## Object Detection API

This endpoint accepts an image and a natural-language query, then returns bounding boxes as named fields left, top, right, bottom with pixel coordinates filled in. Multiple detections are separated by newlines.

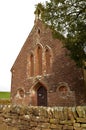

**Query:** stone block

left=50, top=124, right=58, bottom=129
left=63, top=125, right=73, bottom=130
left=30, top=121, right=37, bottom=127
left=34, top=128, right=41, bottom=130
left=68, top=107, right=75, bottom=121
left=74, top=128, right=82, bottom=130
left=54, top=108, right=59, bottom=119
left=50, top=118, right=58, bottom=124
left=72, top=107, right=78, bottom=119
left=63, top=107, right=68, bottom=120
left=81, top=124, right=86, bottom=128
left=41, top=123, right=50, bottom=128
left=42, top=129, right=51, bottom=130
left=76, top=106, right=86, bottom=118
left=58, top=107, right=64, bottom=121
left=60, top=120, right=73, bottom=125
left=39, top=107, right=48, bottom=117
left=73, top=123, right=80, bottom=128
left=77, top=118, right=86, bottom=123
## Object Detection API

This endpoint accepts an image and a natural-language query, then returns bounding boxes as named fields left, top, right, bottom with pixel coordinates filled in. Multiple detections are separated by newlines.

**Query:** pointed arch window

left=28, top=44, right=52, bottom=77
left=30, top=53, right=34, bottom=77
left=36, top=45, right=42, bottom=75
left=45, top=47, right=51, bottom=74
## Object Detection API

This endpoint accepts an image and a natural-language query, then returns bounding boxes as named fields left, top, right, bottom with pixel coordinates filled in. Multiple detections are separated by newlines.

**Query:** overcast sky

left=0, top=0, right=49, bottom=92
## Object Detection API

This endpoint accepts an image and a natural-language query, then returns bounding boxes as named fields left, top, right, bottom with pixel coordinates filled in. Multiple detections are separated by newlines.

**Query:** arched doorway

left=37, top=86, right=47, bottom=106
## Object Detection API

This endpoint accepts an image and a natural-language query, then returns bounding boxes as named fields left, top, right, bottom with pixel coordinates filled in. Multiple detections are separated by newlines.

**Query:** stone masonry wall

left=0, top=105, right=86, bottom=130
left=11, top=20, right=86, bottom=106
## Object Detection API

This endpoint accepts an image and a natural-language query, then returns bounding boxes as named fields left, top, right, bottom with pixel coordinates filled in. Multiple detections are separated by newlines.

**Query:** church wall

left=11, top=20, right=86, bottom=106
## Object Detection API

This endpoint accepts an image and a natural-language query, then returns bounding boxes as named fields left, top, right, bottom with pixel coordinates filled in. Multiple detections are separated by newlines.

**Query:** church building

left=11, top=16, right=86, bottom=106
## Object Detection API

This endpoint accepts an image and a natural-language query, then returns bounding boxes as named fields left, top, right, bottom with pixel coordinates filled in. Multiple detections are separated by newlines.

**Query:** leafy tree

left=35, top=0, right=86, bottom=67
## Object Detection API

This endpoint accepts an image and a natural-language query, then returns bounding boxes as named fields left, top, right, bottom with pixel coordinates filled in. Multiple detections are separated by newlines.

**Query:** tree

left=35, top=0, right=86, bottom=67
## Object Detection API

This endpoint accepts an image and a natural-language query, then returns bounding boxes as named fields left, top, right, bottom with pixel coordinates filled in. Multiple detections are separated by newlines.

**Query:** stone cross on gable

left=34, top=3, right=43, bottom=21
left=35, top=9, right=41, bottom=21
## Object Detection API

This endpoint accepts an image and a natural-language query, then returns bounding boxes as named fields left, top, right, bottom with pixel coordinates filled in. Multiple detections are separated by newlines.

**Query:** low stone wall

left=0, top=99, right=11, bottom=105
left=0, top=105, right=86, bottom=130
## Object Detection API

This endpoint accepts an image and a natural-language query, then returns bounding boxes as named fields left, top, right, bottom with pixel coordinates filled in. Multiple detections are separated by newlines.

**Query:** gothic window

left=36, top=45, right=42, bottom=75
left=28, top=44, right=52, bottom=77
left=30, top=53, right=34, bottom=77
left=45, top=47, right=51, bottom=74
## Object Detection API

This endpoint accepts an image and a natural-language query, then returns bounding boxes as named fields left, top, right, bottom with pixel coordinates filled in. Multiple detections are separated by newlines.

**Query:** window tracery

left=27, top=44, right=52, bottom=77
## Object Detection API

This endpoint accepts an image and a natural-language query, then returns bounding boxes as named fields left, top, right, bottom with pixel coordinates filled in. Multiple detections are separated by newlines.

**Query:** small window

left=15, top=89, right=25, bottom=99
left=59, top=86, right=68, bottom=95
left=38, top=29, right=40, bottom=34
left=30, top=53, right=34, bottom=77
left=45, top=47, right=51, bottom=74
left=19, top=89, right=24, bottom=98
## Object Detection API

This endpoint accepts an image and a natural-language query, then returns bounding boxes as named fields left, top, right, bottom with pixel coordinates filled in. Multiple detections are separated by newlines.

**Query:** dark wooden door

left=37, top=86, right=47, bottom=106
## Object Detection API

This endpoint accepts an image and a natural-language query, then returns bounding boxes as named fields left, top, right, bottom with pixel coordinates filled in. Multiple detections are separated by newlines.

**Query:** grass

left=0, top=92, right=10, bottom=99
left=0, top=92, right=11, bottom=105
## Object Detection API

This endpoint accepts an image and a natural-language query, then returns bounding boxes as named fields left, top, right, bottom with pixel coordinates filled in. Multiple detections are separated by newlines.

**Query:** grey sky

left=0, top=0, right=49, bottom=91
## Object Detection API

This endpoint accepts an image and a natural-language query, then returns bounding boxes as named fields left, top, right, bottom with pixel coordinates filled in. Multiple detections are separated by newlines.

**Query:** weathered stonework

left=11, top=19, right=86, bottom=106
left=0, top=105, right=86, bottom=130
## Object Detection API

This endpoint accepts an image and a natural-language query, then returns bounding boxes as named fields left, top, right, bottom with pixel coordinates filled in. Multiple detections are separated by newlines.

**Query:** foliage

left=35, top=0, right=86, bottom=67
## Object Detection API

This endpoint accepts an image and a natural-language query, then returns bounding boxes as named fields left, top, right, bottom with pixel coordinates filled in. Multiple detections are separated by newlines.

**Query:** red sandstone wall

left=11, top=20, right=86, bottom=106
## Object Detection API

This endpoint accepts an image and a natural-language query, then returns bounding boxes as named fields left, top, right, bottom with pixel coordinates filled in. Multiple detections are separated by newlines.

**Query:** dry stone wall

left=0, top=105, right=86, bottom=130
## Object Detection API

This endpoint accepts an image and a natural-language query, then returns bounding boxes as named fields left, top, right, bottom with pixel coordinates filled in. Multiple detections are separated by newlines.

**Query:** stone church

left=11, top=16, right=86, bottom=106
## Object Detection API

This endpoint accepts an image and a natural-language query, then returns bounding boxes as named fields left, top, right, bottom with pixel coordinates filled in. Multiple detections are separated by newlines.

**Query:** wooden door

left=37, top=86, right=47, bottom=106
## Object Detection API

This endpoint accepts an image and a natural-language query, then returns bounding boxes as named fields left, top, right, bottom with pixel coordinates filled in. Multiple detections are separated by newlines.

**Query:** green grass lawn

left=0, top=92, right=10, bottom=99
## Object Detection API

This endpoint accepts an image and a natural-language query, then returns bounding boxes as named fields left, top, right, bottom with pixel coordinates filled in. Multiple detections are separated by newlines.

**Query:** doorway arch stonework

left=30, top=82, right=48, bottom=106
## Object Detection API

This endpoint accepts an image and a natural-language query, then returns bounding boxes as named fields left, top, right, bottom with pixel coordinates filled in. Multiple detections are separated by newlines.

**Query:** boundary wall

left=0, top=105, right=86, bottom=130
